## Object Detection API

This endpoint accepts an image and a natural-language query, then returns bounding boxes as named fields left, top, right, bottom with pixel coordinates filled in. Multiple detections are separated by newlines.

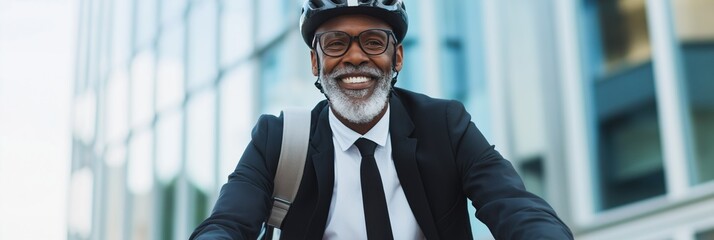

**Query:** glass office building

left=69, top=0, right=714, bottom=239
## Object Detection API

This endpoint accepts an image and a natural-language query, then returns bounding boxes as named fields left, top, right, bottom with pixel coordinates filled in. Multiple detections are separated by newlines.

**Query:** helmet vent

left=382, top=0, right=396, bottom=5
left=310, top=0, right=325, bottom=8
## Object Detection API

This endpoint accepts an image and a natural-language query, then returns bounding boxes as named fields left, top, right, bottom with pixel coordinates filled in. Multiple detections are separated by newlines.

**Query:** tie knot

left=354, top=138, right=377, bottom=157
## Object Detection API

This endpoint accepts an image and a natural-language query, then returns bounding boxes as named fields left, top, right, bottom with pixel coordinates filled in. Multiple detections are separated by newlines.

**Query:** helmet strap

left=313, top=51, right=330, bottom=100
left=390, top=45, right=399, bottom=87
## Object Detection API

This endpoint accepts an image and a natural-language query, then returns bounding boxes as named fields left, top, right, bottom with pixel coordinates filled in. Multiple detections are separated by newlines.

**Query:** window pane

left=187, top=1, right=218, bottom=90
left=160, top=0, right=187, bottom=26
left=594, top=64, right=666, bottom=210
left=521, top=158, right=546, bottom=199
left=591, top=0, right=666, bottom=210
left=186, top=89, right=216, bottom=194
left=597, top=0, right=652, bottom=73
left=156, top=110, right=182, bottom=183
left=673, top=1, right=714, bottom=184
left=130, top=51, right=156, bottom=128
left=219, top=65, right=254, bottom=180
left=130, top=193, right=154, bottom=240
left=258, top=46, right=278, bottom=112
left=103, top=163, right=127, bottom=240
left=438, top=0, right=466, bottom=100
left=441, top=41, right=467, bottom=102
left=399, top=39, right=424, bottom=92
left=128, top=129, right=154, bottom=194
left=135, top=0, right=158, bottom=49
left=157, top=24, right=186, bottom=112
left=697, top=227, right=714, bottom=240
left=220, top=0, right=254, bottom=67
left=111, top=0, right=132, bottom=69
left=68, top=167, right=93, bottom=238
left=105, top=71, right=129, bottom=143
left=127, top=129, right=155, bottom=239
left=256, top=0, right=285, bottom=45
left=191, top=186, right=211, bottom=231
left=73, top=90, right=97, bottom=144
left=682, top=43, right=714, bottom=183
left=158, top=179, right=177, bottom=240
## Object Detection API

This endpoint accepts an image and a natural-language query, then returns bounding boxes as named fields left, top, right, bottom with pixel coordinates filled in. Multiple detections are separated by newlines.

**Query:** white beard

left=320, top=65, right=392, bottom=124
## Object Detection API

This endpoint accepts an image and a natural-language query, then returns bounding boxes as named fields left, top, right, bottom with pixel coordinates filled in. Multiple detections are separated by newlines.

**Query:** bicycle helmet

left=300, top=0, right=408, bottom=47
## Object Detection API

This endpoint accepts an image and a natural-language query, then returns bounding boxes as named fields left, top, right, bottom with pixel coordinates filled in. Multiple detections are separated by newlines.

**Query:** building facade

left=69, top=0, right=714, bottom=239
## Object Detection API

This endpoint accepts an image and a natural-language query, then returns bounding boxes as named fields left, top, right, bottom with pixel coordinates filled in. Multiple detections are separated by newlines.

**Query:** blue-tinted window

left=441, top=40, right=467, bottom=101
left=186, top=88, right=217, bottom=194
left=130, top=51, right=156, bottom=128
left=218, top=65, right=255, bottom=179
left=594, top=64, right=665, bottom=210
left=187, top=0, right=218, bottom=90
left=258, top=44, right=281, bottom=112
left=219, top=0, right=254, bottom=67
left=105, top=72, right=130, bottom=143
left=135, top=0, right=158, bottom=49
left=521, top=157, right=546, bottom=199
left=256, top=0, right=285, bottom=45
left=398, top=39, right=423, bottom=92
left=160, top=0, right=187, bottom=27
left=111, top=0, right=133, bottom=69
left=682, top=43, right=714, bottom=184
left=127, top=129, right=154, bottom=239
left=597, top=94, right=665, bottom=209
left=156, top=110, right=182, bottom=183
left=672, top=0, right=714, bottom=184
left=587, top=0, right=666, bottom=210
left=157, top=23, right=186, bottom=112
left=439, top=0, right=468, bottom=102
left=696, top=227, right=714, bottom=240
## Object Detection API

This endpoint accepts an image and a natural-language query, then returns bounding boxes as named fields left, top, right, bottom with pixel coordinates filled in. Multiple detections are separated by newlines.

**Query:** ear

left=395, top=44, right=404, bottom=72
left=310, top=50, right=319, bottom=76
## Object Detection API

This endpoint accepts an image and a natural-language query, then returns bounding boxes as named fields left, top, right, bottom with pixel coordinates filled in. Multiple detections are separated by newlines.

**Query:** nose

left=341, top=39, right=369, bottom=67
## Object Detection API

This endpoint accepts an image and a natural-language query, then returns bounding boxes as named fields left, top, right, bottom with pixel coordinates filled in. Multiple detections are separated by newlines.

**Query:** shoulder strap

left=267, top=108, right=311, bottom=229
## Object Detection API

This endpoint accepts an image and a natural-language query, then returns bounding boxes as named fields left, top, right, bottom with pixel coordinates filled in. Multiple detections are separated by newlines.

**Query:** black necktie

left=354, top=138, right=394, bottom=240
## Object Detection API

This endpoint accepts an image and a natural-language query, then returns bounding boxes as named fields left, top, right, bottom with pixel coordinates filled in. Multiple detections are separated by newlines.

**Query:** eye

left=324, top=40, right=347, bottom=49
left=362, top=39, right=385, bottom=48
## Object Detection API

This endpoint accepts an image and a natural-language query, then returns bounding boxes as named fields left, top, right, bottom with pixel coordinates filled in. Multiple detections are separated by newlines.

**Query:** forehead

left=315, top=14, right=393, bottom=34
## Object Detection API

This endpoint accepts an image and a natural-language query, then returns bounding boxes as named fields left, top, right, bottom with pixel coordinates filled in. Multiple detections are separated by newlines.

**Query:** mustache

left=323, top=65, right=384, bottom=80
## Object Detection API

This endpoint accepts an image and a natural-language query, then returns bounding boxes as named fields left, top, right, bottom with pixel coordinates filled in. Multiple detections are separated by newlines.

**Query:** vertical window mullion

left=646, top=0, right=696, bottom=198
left=554, top=0, right=597, bottom=225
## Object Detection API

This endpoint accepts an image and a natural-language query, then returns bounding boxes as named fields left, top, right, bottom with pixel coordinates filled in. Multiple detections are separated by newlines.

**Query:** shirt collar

left=328, top=104, right=390, bottom=152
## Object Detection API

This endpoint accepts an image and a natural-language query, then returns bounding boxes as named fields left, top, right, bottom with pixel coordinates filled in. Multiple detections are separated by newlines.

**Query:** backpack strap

left=267, top=108, right=311, bottom=229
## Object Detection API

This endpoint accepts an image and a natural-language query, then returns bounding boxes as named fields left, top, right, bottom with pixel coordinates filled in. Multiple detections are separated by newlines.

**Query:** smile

left=341, top=76, right=371, bottom=84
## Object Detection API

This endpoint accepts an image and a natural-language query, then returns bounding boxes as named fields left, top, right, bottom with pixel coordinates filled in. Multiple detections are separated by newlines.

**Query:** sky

left=0, top=0, right=76, bottom=239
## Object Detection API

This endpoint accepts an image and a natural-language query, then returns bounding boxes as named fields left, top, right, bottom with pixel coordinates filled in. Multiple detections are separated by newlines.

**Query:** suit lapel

left=304, top=105, right=335, bottom=238
left=389, top=94, right=441, bottom=240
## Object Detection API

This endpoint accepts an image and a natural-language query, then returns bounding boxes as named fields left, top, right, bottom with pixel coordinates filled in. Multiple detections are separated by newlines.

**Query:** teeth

left=341, top=76, right=370, bottom=84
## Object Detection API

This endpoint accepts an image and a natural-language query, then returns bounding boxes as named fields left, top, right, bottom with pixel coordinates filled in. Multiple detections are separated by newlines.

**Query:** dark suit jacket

left=190, top=88, right=573, bottom=240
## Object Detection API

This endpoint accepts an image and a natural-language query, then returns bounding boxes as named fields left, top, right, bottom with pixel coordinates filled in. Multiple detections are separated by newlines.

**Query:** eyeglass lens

left=319, top=29, right=390, bottom=57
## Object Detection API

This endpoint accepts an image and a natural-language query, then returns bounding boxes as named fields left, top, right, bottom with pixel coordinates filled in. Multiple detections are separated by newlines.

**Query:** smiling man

left=190, top=1, right=573, bottom=239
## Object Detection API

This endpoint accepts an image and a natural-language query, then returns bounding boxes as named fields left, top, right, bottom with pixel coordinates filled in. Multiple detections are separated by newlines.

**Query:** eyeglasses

left=313, top=29, right=395, bottom=57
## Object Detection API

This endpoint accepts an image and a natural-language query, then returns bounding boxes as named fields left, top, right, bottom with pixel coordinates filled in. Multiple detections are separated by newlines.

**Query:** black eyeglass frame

left=311, top=29, right=397, bottom=58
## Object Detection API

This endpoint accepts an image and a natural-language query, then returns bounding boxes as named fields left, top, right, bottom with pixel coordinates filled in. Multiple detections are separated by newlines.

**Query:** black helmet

left=300, top=0, right=408, bottom=47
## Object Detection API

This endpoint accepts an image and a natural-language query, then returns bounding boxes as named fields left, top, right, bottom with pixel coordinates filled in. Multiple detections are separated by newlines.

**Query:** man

left=191, top=0, right=573, bottom=239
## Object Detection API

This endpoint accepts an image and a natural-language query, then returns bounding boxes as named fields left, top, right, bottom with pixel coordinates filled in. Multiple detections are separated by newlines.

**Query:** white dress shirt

left=323, top=105, right=425, bottom=240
